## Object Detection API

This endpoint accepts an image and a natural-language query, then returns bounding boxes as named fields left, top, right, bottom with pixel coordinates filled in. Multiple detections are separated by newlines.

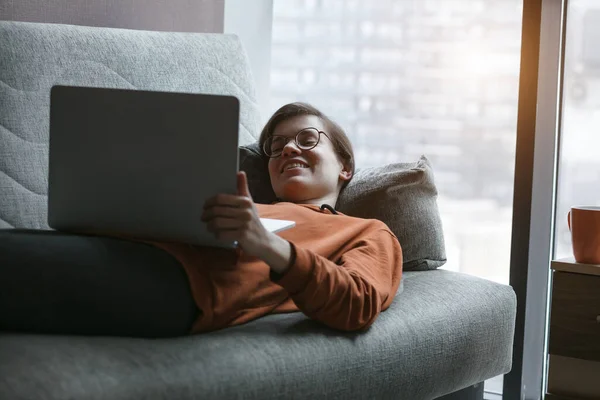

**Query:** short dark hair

left=258, top=102, right=355, bottom=188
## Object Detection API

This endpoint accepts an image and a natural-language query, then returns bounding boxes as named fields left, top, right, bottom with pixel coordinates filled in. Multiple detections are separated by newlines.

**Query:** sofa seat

left=0, top=269, right=516, bottom=400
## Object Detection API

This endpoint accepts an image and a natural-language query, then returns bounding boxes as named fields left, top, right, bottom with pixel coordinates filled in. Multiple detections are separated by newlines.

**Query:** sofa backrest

left=0, top=21, right=262, bottom=229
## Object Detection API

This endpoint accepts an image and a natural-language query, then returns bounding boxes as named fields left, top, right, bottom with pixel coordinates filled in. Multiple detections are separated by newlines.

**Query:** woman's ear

left=338, top=163, right=353, bottom=183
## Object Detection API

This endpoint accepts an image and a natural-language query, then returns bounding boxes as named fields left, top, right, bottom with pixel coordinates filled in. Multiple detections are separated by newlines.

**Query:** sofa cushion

left=0, top=21, right=263, bottom=229
left=239, top=148, right=447, bottom=271
left=337, top=156, right=447, bottom=270
left=0, top=270, right=516, bottom=400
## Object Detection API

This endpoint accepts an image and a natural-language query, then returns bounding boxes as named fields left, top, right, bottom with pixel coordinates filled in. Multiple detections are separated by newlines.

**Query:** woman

left=0, top=103, right=403, bottom=338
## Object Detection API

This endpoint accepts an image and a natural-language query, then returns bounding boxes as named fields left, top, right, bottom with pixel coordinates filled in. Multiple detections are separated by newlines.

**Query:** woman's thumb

left=237, top=171, right=252, bottom=199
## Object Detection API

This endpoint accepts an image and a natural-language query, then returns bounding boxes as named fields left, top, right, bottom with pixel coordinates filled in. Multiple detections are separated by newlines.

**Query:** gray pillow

left=238, top=145, right=447, bottom=271
left=239, top=143, right=277, bottom=204
left=337, top=156, right=447, bottom=271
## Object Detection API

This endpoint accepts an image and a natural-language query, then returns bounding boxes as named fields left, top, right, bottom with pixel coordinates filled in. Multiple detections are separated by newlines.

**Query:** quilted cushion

left=0, top=21, right=263, bottom=229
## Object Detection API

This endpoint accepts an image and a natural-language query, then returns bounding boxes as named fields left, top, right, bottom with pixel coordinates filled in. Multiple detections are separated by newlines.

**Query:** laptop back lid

left=48, top=85, right=239, bottom=247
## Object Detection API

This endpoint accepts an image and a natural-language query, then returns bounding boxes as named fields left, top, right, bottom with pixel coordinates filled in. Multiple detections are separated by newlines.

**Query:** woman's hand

left=201, top=172, right=292, bottom=273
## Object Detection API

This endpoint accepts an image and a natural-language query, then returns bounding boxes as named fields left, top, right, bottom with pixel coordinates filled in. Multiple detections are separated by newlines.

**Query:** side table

left=546, top=258, right=600, bottom=400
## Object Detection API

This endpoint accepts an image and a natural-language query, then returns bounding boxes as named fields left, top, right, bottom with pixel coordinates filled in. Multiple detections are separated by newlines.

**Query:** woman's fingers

left=203, top=194, right=252, bottom=209
left=202, top=206, right=253, bottom=222
left=206, top=217, right=243, bottom=232
left=202, top=205, right=240, bottom=221
left=212, top=229, right=242, bottom=242
left=202, top=191, right=264, bottom=250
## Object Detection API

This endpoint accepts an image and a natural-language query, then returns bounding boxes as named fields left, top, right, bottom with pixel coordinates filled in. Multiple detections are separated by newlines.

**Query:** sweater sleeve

left=269, top=229, right=403, bottom=331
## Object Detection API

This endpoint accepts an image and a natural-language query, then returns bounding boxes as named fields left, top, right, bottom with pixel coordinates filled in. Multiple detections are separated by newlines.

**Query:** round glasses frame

left=263, top=127, right=330, bottom=158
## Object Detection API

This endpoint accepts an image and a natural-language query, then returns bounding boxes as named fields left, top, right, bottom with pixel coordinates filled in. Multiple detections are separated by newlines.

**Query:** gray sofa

left=0, top=21, right=517, bottom=400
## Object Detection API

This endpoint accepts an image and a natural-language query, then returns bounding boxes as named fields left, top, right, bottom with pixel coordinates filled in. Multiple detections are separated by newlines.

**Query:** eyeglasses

left=263, top=127, right=329, bottom=158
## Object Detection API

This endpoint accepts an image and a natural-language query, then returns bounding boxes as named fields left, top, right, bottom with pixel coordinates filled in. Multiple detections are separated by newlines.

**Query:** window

left=269, top=1, right=524, bottom=396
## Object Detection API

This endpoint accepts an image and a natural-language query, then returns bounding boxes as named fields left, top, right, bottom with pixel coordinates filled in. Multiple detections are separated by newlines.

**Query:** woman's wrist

left=261, top=233, right=293, bottom=274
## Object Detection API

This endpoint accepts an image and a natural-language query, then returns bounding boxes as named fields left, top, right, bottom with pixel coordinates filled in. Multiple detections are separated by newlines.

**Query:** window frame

left=504, top=0, right=567, bottom=398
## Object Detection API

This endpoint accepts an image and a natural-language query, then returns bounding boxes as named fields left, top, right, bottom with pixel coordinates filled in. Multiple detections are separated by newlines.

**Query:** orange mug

left=568, top=206, right=600, bottom=265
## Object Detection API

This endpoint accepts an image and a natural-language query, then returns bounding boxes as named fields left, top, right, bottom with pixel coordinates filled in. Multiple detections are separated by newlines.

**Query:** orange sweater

left=151, top=202, right=403, bottom=334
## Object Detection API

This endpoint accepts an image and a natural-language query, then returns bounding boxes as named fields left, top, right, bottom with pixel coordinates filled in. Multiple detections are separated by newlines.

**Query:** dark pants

left=0, top=229, right=198, bottom=338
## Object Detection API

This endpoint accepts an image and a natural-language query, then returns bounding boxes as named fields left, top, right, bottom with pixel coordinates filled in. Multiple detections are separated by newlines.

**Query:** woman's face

left=267, top=115, right=351, bottom=204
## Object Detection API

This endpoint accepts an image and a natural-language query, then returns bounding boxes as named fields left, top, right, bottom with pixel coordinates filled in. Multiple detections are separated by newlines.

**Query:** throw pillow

left=239, top=143, right=277, bottom=204
left=336, top=156, right=447, bottom=271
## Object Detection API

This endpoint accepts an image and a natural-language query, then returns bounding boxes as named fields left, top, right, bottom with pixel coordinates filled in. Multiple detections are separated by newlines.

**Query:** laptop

left=48, top=85, right=294, bottom=248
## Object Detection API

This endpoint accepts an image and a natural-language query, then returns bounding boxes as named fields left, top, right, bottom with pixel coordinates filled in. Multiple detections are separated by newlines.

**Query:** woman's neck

left=296, top=194, right=338, bottom=208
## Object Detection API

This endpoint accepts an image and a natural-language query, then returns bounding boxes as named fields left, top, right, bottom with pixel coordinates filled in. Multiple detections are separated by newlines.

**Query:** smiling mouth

left=281, top=162, right=309, bottom=173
